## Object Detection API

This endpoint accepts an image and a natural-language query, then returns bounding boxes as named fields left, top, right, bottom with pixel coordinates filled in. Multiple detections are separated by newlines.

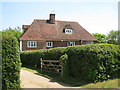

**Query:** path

left=20, top=69, right=75, bottom=88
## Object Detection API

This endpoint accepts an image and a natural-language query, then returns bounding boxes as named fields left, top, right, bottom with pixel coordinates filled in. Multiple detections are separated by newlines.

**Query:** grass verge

left=80, top=79, right=120, bottom=88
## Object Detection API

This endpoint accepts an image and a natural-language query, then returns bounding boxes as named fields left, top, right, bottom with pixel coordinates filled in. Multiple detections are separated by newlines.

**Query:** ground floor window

left=27, top=41, right=37, bottom=48
left=46, top=42, right=53, bottom=47
left=67, top=42, right=75, bottom=46
left=86, top=41, right=94, bottom=44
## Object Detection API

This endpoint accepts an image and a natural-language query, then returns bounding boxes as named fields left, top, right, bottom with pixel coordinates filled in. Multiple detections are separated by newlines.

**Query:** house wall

left=22, top=41, right=46, bottom=51
left=22, top=40, right=97, bottom=51
left=47, top=41, right=81, bottom=49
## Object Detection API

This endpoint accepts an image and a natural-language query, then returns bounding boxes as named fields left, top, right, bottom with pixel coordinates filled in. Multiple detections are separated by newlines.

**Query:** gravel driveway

left=20, top=69, right=74, bottom=88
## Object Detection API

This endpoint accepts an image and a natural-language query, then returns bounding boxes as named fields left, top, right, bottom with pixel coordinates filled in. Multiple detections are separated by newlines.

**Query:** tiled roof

left=19, top=19, right=97, bottom=41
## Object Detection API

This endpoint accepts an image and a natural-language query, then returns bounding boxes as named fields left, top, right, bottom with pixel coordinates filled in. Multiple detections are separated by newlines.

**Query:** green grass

left=21, top=66, right=120, bottom=88
left=80, top=79, right=120, bottom=88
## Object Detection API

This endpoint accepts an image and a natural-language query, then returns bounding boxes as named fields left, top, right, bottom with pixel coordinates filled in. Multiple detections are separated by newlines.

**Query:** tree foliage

left=106, top=30, right=120, bottom=45
left=2, top=27, right=22, bottom=40
left=92, top=33, right=106, bottom=43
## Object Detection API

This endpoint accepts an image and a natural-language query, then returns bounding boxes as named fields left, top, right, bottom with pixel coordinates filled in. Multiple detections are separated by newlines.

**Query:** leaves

left=106, top=30, right=120, bottom=45
left=2, top=32, right=21, bottom=89
left=20, top=44, right=120, bottom=83
left=92, top=33, right=107, bottom=43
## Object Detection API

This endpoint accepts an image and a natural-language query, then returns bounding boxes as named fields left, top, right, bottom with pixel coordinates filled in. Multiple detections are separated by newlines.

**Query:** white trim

left=20, top=41, right=22, bottom=51
left=46, top=42, right=53, bottom=47
left=27, top=41, right=37, bottom=48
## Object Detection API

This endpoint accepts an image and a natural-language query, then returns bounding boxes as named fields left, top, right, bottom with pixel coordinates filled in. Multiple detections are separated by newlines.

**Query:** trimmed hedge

left=2, top=33, right=21, bottom=89
left=20, top=44, right=120, bottom=83
left=65, top=44, right=120, bottom=82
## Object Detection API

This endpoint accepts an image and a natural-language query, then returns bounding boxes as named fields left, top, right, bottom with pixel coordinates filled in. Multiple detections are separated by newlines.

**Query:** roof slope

left=19, top=19, right=97, bottom=41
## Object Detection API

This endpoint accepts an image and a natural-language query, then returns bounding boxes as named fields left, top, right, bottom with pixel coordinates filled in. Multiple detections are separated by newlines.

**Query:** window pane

left=65, top=29, right=73, bottom=34
left=67, top=42, right=75, bottom=46
left=27, top=41, right=37, bottom=47
left=46, top=42, right=53, bottom=47
left=28, top=42, right=30, bottom=47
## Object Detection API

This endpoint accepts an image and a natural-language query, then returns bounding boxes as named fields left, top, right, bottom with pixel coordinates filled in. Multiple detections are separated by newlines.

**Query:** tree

left=92, top=33, right=106, bottom=43
left=106, top=30, right=120, bottom=45
left=3, top=27, right=22, bottom=40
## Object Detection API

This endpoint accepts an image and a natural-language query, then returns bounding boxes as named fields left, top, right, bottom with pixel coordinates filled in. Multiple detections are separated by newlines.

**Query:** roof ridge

left=34, top=19, right=77, bottom=23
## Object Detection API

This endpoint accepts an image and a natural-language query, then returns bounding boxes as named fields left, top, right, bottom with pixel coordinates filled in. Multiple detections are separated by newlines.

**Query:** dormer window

left=65, top=29, right=73, bottom=34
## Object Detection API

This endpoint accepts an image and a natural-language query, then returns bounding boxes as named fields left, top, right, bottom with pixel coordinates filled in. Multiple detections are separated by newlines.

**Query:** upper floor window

left=86, top=41, right=94, bottom=44
left=46, top=42, right=53, bottom=47
left=65, top=29, right=73, bottom=34
left=67, top=42, right=75, bottom=46
left=27, top=41, right=37, bottom=48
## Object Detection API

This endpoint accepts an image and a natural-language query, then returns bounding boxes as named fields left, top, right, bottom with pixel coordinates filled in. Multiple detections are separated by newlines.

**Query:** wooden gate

left=40, top=58, right=63, bottom=76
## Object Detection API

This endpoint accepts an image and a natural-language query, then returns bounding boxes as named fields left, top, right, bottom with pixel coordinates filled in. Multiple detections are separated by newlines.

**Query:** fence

left=40, top=58, right=63, bottom=76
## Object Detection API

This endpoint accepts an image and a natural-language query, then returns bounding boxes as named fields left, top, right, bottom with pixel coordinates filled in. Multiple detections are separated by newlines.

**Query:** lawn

left=21, top=66, right=120, bottom=88
left=80, top=79, right=120, bottom=88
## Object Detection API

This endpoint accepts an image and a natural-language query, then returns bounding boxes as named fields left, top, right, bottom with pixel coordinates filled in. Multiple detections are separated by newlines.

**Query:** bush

left=2, top=32, right=21, bottom=89
left=20, top=47, right=67, bottom=68
left=65, top=44, right=120, bottom=82
left=20, top=44, right=120, bottom=83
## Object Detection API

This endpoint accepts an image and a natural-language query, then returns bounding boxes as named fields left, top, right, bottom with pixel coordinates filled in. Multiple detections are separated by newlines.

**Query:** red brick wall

left=22, top=41, right=46, bottom=51
left=47, top=41, right=81, bottom=49
left=22, top=40, right=97, bottom=51
left=81, top=41, right=97, bottom=45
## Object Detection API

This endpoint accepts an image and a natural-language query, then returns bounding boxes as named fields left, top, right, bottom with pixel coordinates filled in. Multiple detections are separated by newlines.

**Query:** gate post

left=40, top=58, right=43, bottom=72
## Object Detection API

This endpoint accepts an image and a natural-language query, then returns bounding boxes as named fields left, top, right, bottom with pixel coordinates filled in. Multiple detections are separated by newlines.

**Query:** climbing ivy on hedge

left=20, top=44, right=120, bottom=83
left=2, top=32, right=21, bottom=89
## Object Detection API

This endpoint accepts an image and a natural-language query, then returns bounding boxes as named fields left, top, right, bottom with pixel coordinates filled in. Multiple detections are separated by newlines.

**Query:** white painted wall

left=20, top=41, right=22, bottom=51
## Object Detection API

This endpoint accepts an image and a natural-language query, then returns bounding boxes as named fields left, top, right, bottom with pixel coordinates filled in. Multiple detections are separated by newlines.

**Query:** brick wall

left=22, top=41, right=46, bottom=51
left=21, top=40, right=97, bottom=51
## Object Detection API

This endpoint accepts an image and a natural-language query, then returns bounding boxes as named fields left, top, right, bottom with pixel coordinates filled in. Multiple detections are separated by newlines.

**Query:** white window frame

left=46, top=42, right=53, bottom=47
left=65, top=29, right=73, bottom=34
left=67, top=42, right=75, bottom=46
left=86, top=41, right=94, bottom=44
left=27, top=41, right=37, bottom=48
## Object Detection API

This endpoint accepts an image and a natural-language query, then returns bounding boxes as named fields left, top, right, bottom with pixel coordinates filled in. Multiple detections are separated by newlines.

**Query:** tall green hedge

left=2, top=33, right=21, bottom=89
left=65, top=44, right=120, bottom=82
left=20, top=44, right=120, bottom=83
left=20, top=47, right=67, bottom=67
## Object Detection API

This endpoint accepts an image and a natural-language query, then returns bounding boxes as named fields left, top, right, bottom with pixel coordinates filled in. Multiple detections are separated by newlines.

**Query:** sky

left=0, top=0, right=119, bottom=35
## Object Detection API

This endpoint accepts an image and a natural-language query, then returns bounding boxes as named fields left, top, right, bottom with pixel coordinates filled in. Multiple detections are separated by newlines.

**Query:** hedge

left=2, top=32, right=21, bottom=89
left=20, top=44, right=120, bottom=83
left=65, top=44, right=120, bottom=82
left=20, top=47, right=67, bottom=67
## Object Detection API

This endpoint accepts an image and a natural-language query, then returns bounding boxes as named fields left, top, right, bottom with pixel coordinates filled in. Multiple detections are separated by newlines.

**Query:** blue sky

left=1, top=0, right=119, bottom=34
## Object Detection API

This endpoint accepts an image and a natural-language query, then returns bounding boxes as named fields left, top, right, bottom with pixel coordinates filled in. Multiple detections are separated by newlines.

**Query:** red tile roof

left=19, top=19, right=97, bottom=41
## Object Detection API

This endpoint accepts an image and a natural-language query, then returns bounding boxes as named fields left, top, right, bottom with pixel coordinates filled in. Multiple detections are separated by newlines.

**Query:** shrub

left=20, top=44, right=120, bottom=83
left=2, top=32, right=21, bottom=89
left=20, top=47, right=67, bottom=68
left=60, top=54, right=69, bottom=77
left=65, top=44, right=120, bottom=82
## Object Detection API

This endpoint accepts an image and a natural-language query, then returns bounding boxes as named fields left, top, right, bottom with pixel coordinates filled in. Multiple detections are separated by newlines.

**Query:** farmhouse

left=19, top=14, right=97, bottom=51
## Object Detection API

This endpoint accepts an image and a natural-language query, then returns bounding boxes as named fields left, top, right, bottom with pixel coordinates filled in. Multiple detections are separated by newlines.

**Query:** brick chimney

left=49, top=14, right=55, bottom=24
